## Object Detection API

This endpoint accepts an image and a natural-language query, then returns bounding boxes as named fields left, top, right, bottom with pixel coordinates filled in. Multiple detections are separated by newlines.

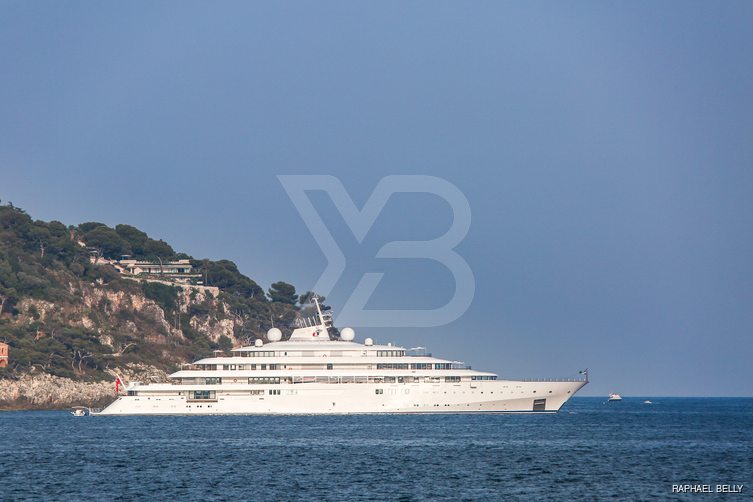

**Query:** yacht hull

left=95, top=379, right=586, bottom=415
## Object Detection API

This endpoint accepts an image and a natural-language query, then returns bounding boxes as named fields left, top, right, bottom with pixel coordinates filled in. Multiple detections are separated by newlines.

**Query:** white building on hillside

left=118, top=258, right=194, bottom=275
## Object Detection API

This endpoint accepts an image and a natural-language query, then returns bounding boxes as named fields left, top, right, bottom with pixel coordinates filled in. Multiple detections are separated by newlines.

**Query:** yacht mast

left=313, top=296, right=326, bottom=327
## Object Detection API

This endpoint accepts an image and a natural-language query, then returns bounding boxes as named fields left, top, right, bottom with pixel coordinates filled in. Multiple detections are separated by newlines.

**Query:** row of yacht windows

left=172, top=389, right=290, bottom=400
left=235, top=350, right=406, bottom=358
left=235, top=350, right=405, bottom=357
left=238, top=351, right=276, bottom=357
left=219, top=364, right=280, bottom=371
left=189, top=375, right=493, bottom=385
left=198, top=363, right=459, bottom=371
left=375, top=363, right=454, bottom=370
left=248, top=377, right=281, bottom=384
left=189, top=389, right=281, bottom=398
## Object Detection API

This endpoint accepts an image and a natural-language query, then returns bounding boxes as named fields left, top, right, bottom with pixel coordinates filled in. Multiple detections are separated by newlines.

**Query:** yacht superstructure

left=97, top=299, right=587, bottom=415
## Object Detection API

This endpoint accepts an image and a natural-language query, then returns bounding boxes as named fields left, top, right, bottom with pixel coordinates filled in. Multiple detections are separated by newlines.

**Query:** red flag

left=115, top=377, right=121, bottom=395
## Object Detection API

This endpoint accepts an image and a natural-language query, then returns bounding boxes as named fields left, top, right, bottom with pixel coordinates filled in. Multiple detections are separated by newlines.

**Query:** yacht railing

left=511, top=377, right=588, bottom=382
left=406, top=347, right=431, bottom=357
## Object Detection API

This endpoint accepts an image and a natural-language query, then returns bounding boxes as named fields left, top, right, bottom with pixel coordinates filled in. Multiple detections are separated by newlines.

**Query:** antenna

left=313, top=296, right=326, bottom=327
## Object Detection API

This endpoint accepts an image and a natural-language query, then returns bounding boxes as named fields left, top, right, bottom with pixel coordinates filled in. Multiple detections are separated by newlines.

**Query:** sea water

left=1, top=398, right=751, bottom=501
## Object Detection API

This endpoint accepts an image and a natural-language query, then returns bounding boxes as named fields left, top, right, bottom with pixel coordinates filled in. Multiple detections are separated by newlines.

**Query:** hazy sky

left=2, top=2, right=752, bottom=396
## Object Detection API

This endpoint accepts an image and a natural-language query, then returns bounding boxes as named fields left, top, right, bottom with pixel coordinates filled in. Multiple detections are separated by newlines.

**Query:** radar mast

left=313, top=295, right=328, bottom=327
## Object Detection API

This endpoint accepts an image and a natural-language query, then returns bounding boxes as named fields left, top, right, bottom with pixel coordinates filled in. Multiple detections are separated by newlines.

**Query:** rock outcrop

left=0, top=364, right=170, bottom=410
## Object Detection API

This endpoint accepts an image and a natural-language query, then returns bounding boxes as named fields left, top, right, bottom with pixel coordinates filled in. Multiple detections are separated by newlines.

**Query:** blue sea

left=1, top=398, right=751, bottom=501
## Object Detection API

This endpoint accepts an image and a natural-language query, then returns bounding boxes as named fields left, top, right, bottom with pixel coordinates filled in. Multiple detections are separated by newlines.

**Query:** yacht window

left=205, top=377, right=221, bottom=385
left=326, top=363, right=333, bottom=370
left=376, top=363, right=409, bottom=370
left=375, top=389, right=384, bottom=395
left=445, top=376, right=461, bottom=383
left=189, top=390, right=216, bottom=400
left=248, top=377, right=281, bottom=384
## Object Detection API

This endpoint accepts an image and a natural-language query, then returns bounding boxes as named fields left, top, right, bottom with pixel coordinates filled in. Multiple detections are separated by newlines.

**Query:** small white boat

left=70, top=406, right=90, bottom=417
left=643, top=400, right=652, bottom=405
left=608, top=393, right=622, bottom=402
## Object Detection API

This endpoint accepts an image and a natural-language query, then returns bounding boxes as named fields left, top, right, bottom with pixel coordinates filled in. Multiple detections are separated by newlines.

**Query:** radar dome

left=267, top=328, right=282, bottom=342
left=254, top=339, right=263, bottom=347
left=364, top=337, right=374, bottom=346
left=340, top=327, right=355, bottom=341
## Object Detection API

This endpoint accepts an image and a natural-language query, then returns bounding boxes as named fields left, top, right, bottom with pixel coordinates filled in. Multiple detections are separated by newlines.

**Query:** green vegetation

left=78, top=221, right=177, bottom=261
left=141, top=282, right=179, bottom=314
left=0, top=202, right=321, bottom=381
left=268, top=281, right=298, bottom=305
left=192, top=259, right=263, bottom=297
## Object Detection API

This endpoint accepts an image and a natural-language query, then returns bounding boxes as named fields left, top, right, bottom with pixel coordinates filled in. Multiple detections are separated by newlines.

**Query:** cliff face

left=72, top=282, right=240, bottom=348
left=13, top=280, right=248, bottom=356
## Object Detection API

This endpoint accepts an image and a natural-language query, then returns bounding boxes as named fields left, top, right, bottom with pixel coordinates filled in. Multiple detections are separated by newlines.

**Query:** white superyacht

left=97, top=299, right=587, bottom=415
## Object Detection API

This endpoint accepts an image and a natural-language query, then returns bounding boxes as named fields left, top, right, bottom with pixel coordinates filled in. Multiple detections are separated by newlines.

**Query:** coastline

left=0, top=364, right=170, bottom=411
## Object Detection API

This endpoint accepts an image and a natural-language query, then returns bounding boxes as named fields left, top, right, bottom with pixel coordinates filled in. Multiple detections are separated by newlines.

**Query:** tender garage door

left=533, top=398, right=547, bottom=411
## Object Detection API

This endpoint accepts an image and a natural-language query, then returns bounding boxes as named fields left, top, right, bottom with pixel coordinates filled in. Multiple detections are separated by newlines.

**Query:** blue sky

left=2, top=2, right=752, bottom=396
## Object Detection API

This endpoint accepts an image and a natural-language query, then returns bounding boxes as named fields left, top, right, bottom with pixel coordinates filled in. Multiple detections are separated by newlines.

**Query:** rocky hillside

left=0, top=363, right=171, bottom=410
left=0, top=202, right=317, bottom=409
